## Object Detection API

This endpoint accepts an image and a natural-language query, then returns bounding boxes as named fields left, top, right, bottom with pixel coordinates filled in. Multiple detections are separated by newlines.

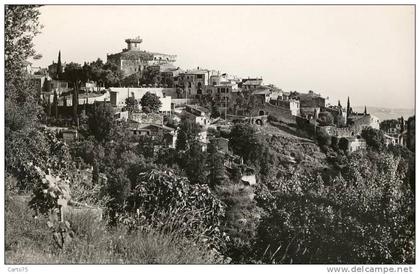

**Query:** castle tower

left=364, top=106, right=367, bottom=115
left=125, top=36, right=143, bottom=51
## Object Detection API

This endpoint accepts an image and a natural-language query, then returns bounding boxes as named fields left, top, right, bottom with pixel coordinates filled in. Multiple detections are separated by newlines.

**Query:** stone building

left=296, top=90, right=326, bottom=110
left=107, top=37, right=177, bottom=77
left=184, top=104, right=211, bottom=127
left=240, top=77, right=263, bottom=91
left=175, top=68, right=211, bottom=96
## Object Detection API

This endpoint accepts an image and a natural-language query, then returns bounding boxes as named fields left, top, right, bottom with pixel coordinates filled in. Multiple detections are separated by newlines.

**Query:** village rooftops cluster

left=30, top=36, right=413, bottom=155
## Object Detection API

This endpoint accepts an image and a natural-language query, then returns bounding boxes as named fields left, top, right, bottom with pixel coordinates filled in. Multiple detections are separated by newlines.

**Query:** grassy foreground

left=5, top=195, right=220, bottom=264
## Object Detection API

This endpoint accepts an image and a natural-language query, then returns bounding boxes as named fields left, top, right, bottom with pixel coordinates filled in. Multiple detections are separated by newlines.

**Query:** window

left=197, top=74, right=203, bottom=79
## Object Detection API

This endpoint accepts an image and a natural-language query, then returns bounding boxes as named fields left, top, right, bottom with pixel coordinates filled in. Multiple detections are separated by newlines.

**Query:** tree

left=338, top=137, right=349, bottom=152
left=53, top=89, right=58, bottom=119
left=56, top=50, right=62, bottom=80
left=105, top=168, right=131, bottom=224
left=87, top=103, right=117, bottom=142
left=141, top=67, right=161, bottom=86
left=207, top=143, right=227, bottom=187
left=124, top=97, right=139, bottom=113
left=140, top=92, right=161, bottom=113
left=210, top=103, right=221, bottom=118
left=5, top=5, right=44, bottom=188
left=90, top=58, right=105, bottom=89
left=122, top=72, right=141, bottom=87
left=63, top=62, right=85, bottom=125
left=183, top=141, right=207, bottom=185
left=361, top=127, right=385, bottom=151
left=229, top=123, right=261, bottom=163
left=101, top=62, right=124, bottom=88
left=176, top=117, right=201, bottom=151
left=318, top=112, right=334, bottom=126
left=175, top=130, right=188, bottom=151
left=317, top=129, right=332, bottom=147
left=5, top=5, right=42, bottom=132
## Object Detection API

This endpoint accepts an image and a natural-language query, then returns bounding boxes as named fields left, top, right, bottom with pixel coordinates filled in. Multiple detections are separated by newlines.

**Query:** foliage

left=253, top=150, right=414, bottom=264
left=6, top=196, right=223, bottom=264
left=207, top=143, right=227, bottom=187
left=317, top=112, right=334, bottom=126
left=175, top=117, right=201, bottom=151
left=101, top=62, right=124, bottom=87
left=6, top=127, right=73, bottom=191
left=62, top=62, right=85, bottom=87
left=105, top=168, right=131, bottom=223
left=5, top=5, right=41, bottom=101
left=216, top=183, right=261, bottom=263
left=182, top=141, right=207, bottom=185
left=124, top=97, right=139, bottom=112
left=141, top=67, right=161, bottom=86
left=361, top=127, right=385, bottom=151
left=140, top=92, right=162, bottom=113
left=380, top=119, right=400, bottom=133
left=122, top=72, right=141, bottom=87
left=29, top=166, right=71, bottom=216
left=229, top=123, right=263, bottom=164
left=118, top=169, right=227, bottom=251
left=80, top=59, right=123, bottom=88
left=338, top=137, right=349, bottom=152
left=210, top=103, right=221, bottom=118
left=5, top=5, right=44, bottom=190
left=317, top=129, right=332, bottom=147
left=87, top=103, right=117, bottom=142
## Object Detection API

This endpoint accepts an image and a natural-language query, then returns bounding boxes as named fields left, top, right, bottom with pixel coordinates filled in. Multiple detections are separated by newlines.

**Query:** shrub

left=118, top=169, right=227, bottom=251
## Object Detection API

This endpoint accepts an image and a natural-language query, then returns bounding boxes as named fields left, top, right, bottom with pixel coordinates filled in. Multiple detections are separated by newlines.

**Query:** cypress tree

left=57, top=50, right=62, bottom=80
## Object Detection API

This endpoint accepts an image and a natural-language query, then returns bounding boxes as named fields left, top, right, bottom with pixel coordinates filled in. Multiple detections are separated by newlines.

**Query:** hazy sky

left=32, top=5, right=415, bottom=109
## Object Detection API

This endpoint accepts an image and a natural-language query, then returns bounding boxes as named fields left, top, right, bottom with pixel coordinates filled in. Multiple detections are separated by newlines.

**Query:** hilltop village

left=28, top=37, right=414, bottom=154
left=6, top=7, right=415, bottom=265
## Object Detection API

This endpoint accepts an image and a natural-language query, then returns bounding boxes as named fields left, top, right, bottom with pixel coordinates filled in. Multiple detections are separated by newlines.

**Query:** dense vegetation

left=5, top=5, right=415, bottom=264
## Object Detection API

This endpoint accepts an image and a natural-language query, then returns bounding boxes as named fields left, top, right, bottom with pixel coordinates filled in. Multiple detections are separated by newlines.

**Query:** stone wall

left=251, top=102, right=296, bottom=124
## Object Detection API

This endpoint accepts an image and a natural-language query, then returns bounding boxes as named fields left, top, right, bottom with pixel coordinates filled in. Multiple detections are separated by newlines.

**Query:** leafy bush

left=6, top=127, right=73, bottom=192
left=253, top=151, right=414, bottom=264
left=140, top=92, right=162, bottom=113
left=117, top=169, right=227, bottom=251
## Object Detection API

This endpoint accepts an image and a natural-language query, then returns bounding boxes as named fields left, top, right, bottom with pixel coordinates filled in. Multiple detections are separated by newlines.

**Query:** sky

left=31, top=5, right=415, bottom=109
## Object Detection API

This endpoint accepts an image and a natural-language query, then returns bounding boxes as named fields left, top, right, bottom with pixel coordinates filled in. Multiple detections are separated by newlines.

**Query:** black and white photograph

left=2, top=2, right=416, bottom=272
